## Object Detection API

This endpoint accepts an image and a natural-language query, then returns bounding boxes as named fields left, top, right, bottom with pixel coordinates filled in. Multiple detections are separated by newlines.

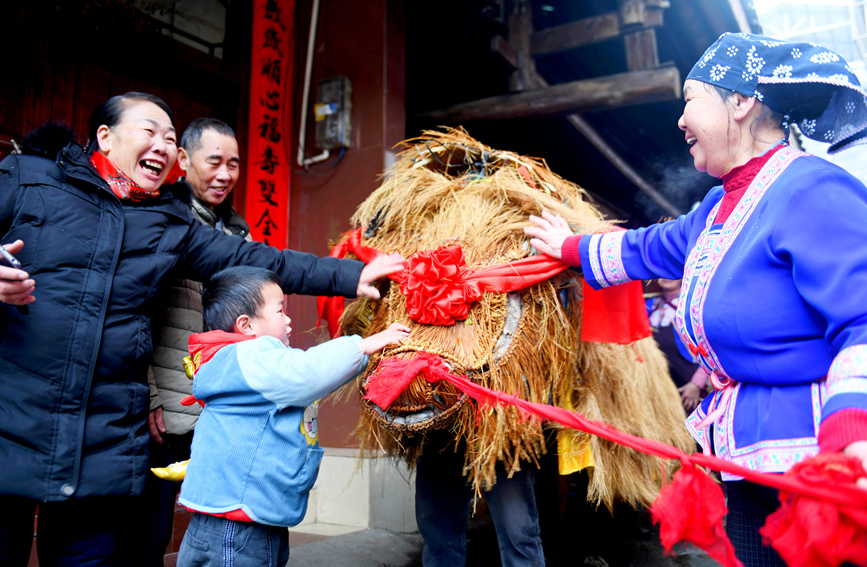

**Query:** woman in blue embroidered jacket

left=525, top=33, right=867, bottom=566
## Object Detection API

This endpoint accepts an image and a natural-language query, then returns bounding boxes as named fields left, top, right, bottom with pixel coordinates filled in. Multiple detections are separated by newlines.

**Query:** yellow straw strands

left=337, top=128, right=694, bottom=509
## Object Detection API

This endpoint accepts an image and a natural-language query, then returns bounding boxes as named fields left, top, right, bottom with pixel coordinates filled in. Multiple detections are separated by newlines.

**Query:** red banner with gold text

left=245, top=0, right=294, bottom=247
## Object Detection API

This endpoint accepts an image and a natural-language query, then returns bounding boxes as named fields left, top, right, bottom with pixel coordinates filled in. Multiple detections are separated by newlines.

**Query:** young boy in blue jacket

left=177, top=266, right=409, bottom=566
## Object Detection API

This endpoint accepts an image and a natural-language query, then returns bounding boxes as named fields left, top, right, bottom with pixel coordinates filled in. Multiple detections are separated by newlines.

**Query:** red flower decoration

left=760, top=453, right=867, bottom=567
left=399, top=246, right=482, bottom=325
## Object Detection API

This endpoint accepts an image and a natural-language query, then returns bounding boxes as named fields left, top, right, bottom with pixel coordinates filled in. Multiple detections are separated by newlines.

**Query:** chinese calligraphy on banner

left=245, top=0, right=295, bottom=247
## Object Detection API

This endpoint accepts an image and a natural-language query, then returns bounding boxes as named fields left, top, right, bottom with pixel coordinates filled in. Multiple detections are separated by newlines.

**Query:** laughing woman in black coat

left=0, top=92, right=402, bottom=567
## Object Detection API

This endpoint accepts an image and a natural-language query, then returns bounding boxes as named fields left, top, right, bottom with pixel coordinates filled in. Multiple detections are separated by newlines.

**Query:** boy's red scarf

left=180, top=331, right=255, bottom=408
left=90, top=151, right=160, bottom=201
left=187, top=330, right=255, bottom=375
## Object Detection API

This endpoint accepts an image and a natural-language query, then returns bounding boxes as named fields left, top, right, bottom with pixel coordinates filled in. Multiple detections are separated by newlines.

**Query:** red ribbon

left=318, top=228, right=651, bottom=343
left=363, top=353, right=867, bottom=567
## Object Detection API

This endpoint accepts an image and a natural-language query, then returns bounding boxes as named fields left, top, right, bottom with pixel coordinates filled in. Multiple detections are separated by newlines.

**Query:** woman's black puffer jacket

left=0, top=142, right=362, bottom=502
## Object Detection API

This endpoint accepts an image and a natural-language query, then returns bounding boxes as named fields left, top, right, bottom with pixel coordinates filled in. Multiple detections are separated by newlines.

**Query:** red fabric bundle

left=760, top=453, right=867, bottom=567
left=652, top=463, right=741, bottom=567
left=364, top=352, right=452, bottom=409
left=581, top=279, right=651, bottom=344
left=317, top=229, right=383, bottom=338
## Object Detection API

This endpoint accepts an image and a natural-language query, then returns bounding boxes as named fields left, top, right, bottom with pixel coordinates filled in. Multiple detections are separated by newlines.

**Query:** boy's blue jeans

left=177, top=513, right=289, bottom=567
left=415, top=441, right=545, bottom=567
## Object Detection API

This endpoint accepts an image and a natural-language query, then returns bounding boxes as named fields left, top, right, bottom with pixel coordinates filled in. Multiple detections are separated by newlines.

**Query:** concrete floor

left=288, top=467, right=721, bottom=567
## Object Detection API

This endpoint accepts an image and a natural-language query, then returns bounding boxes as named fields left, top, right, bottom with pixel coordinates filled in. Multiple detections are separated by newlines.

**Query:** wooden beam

left=524, top=74, right=682, bottom=217
left=419, top=65, right=680, bottom=123
left=530, top=6, right=664, bottom=57
left=563, top=112, right=681, bottom=217
left=531, top=13, right=620, bottom=56
left=491, top=35, right=518, bottom=70
left=503, top=0, right=681, bottom=217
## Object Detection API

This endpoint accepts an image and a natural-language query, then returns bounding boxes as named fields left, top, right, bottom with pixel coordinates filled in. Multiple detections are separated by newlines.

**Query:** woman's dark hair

left=711, top=84, right=786, bottom=142
left=86, top=92, right=174, bottom=155
left=202, top=266, right=282, bottom=332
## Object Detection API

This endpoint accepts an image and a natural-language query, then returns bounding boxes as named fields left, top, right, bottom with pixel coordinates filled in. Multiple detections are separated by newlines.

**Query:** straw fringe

left=339, top=128, right=694, bottom=508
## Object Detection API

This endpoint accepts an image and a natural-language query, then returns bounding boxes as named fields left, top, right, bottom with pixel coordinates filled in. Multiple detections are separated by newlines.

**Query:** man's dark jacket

left=0, top=142, right=362, bottom=502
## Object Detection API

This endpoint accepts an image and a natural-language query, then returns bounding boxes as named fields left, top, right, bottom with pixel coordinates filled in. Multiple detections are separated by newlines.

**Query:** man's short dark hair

left=181, top=118, right=237, bottom=155
left=202, top=266, right=282, bottom=332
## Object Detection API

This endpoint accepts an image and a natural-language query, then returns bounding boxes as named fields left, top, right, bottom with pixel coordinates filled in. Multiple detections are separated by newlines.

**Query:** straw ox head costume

left=325, top=129, right=694, bottom=508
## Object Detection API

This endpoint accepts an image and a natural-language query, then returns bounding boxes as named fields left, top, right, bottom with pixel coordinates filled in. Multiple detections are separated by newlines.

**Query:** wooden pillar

left=506, top=0, right=536, bottom=92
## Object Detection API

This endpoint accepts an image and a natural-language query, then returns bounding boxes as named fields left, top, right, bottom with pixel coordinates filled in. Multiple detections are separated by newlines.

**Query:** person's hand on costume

left=843, top=440, right=867, bottom=490
left=678, top=383, right=702, bottom=412
left=357, top=253, right=406, bottom=300
left=524, top=211, right=575, bottom=260
left=0, top=240, right=35, bottom=306
left=148, top=407, right=166, bottom=444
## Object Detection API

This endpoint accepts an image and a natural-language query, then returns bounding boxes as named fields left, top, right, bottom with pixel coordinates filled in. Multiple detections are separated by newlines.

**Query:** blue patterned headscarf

left=687, top=32, right=867, bottom=154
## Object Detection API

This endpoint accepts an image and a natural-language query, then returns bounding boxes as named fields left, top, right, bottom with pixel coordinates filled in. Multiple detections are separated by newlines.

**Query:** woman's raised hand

left=524, top=211, right=575, bottom=260
left=356, top=253, right=406, bottom=299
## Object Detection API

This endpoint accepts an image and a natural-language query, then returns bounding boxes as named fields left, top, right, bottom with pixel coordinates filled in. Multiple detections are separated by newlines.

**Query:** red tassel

left=760, top=453, right=867, bottom=567
left=651, top=462, right=742, bottom=567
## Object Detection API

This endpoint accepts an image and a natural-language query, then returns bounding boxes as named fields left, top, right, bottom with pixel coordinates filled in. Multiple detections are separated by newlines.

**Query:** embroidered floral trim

left=826, top=378, right=867, bottom=396
left=827, top=344, right=867, bottom=396
left=676, top=147, right=803, bottom=380
left=686, top=382, right=823, bottom=480
left=586, top=231, right=629, bottom=288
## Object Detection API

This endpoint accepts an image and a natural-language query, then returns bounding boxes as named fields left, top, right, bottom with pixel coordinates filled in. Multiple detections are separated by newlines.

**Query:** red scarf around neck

left=89, top=151, right=161, bottom=201
left=188, top=330, right=255, bottom=375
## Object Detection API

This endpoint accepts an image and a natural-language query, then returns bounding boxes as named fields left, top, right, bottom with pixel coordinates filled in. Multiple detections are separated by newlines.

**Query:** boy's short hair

left=203, top=266, right=282, bottom=332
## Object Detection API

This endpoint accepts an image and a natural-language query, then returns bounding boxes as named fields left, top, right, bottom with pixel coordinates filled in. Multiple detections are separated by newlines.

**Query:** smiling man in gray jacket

left=144, top=118, right=250, bottom=566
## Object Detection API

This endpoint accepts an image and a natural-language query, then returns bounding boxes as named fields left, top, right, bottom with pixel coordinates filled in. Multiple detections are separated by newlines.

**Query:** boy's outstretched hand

left=356, top=253, right=406, bottom=299
left=359, top=322, right=410, bottom=355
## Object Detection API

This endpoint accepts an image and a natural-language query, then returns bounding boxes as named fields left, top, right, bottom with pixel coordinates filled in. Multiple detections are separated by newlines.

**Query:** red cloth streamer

left=364, top=352, right=453, bottom=409
left=582, top=279, right=651, bottom=344
left=317, top=229, right=386, bottom=338
left=363, top=353, right=867, bottom=567
left=760, top=453, right=867, bottom=567
left=518, top=165, right=537, bottom=189
left=318, top=228, right=650, bottom=343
